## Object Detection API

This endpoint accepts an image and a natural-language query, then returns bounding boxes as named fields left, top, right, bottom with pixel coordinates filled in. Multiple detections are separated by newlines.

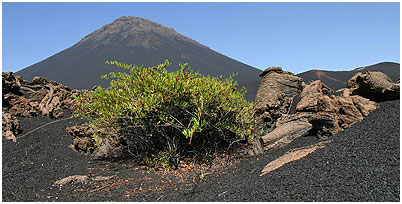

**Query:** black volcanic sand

left=2, top=100, right=400, bottom=201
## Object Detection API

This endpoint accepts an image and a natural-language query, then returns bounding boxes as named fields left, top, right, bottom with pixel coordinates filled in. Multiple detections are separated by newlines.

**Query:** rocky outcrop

left=65, top=122, right=123, bottom=159
left=3, top=72, right=85, bottom=119
left=2, top=73, right=124, bottom=158
left=253, top=67, right=304, bottom=153
left=293, top=80, right=379, bottom=137
left=2, top=111, right=20, bottom=142
left=350, top=95, right=379, bottom=117
left=255, top=67, right=304, bottom=116
left=2, top=72, right=21, bottom=94
left=346, top=71, right=400, bottom=101
left=255, top=70, right=380, bottom=151
left=261, top=121, right=312, bottom=150
left=2, top=72, right=87, bottom=142
left=65, top=123, right=97, bottom=153
left=296, top=80, right=334, bottom=112
left=5, top=93, right=39, bottom=117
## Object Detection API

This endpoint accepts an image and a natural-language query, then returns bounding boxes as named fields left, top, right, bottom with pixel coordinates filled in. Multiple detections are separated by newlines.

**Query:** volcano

left=16, top=16, right=261, bottom=101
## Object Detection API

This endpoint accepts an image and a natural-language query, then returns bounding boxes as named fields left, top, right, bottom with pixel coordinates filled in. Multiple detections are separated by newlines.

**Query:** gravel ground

left=2, top=100, right=399, bottom=201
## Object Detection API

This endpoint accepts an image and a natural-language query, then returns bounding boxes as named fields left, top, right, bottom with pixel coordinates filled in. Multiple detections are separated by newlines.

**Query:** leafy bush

left=73, top=60, right=257, bottom=166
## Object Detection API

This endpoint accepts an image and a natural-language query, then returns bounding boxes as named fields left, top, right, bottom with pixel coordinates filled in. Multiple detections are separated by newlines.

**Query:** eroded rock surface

left=2, top=111, right=20, bottom=142
left=3, top=72, right=85, bottom=119
left=66, top=123, right=96, bottom=153
left=296, top=80, right=334, bottom=112
left=2, top=72, right=87, bottom=142
left=293, top=80, right=379, bottom=137
left=257, top=70, right=396, bottom=152
left=261, top=121, right=312, bottom=150
left=65, top=122, right=124, bottom=159
left=347, top=71, right=400, bottom=101
left=253, top=67, right=305, bottom=153
left=255, top=71, right=380, bottom=151
left=255, top=67, right=304, bottom=118
left=2, top=72, right=21, bottom=94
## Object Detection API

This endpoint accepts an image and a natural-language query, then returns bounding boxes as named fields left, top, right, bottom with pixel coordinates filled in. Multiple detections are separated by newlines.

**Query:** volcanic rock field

left=2, top=16, right=400, bottom=202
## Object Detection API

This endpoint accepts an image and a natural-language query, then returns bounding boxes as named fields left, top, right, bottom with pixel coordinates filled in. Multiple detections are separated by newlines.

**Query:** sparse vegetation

left=73, top=60, right=257, bottom=167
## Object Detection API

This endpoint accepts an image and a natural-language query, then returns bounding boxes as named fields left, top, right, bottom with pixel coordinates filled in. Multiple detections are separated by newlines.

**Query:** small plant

left=73, top=59, right=257, bottom=166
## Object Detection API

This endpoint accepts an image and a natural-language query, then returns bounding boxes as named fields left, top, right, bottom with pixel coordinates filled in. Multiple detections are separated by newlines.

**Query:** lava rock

left=261, top=121, right=312, bottom=150
left=2, top=111, right=20, bottom=142
left=2, top=72, right=87, bottom=119
left=296, top=80, right=334, bottom=112
left=255, top=67, right=304, bottom=116
left=66, top=123, right=96, bottom=153
left=258, top=78, right=379, bottom=150
left=2, top=72, right=21, bottom=94
left=347, top=71, right=400, bottom=101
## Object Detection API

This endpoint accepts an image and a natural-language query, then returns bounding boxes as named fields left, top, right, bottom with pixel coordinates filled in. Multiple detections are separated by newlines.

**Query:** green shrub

left=73, top=60, right=257, bottom=166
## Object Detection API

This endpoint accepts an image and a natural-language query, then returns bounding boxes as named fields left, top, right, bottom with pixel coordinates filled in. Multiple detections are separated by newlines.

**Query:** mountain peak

left=17, top=16, right=261, bottom=101
left=112, top=16, right=170, bottom=29
left=76, top=16, right=206, bottom=49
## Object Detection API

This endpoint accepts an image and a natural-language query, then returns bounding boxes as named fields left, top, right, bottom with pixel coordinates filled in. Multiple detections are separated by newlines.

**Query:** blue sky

left=2, top=2, right=400, bottom=74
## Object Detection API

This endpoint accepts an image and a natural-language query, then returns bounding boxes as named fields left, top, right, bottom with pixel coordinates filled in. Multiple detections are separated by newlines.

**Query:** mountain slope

left=16, top=16, right=261, bottom=101
left=297, top=62, right=400, bottom=91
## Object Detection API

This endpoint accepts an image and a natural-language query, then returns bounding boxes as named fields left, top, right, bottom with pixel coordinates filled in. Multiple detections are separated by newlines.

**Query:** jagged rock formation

left=295, top=80, right=378, bottom=136
left=253, top=67, right=304, bottom=153
left=296, top=80, right=334, bottom=112
left=2, top=111, right=20, bottom=142
left=255, top=67, right=304, bottom=114
left=345, top=71, right=400, bottom=101
left=3, top=73, right=83, bottom=119
left=65, top=123, right=97, bottom=153
left=254, top=68, right=382, bottom=151
left=16, top=16, right=261, bottom=101
left=2, top=72, right=86, bottom=142
left=254, top=67, right=304, bottom=131
left=66, top=122, right=124, bottom=159
left=2, top=72, right=21, bottom=93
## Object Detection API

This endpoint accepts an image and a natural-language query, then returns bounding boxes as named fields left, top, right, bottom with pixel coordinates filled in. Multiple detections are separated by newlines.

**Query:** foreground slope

left=16, top=16, right=261, bottom=101
left=3, top=100, right=399, bottom=201
left=183, top=99, right=399, bottom=201
left=297, top=62, right=400, bottom=91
